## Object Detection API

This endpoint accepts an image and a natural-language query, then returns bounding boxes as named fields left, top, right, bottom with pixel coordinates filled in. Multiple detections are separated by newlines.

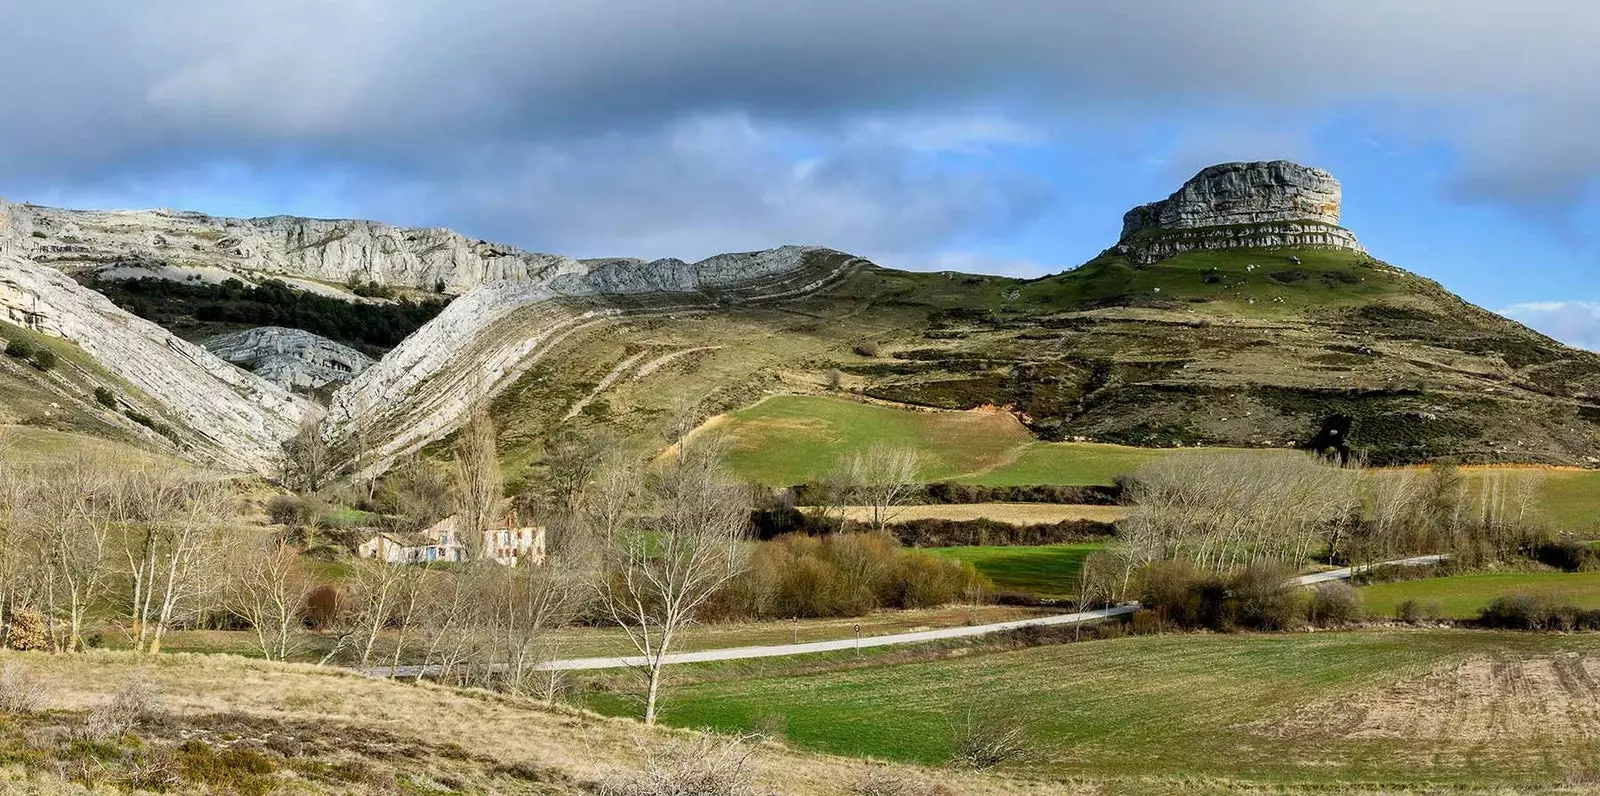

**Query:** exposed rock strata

left=204, top=327, right=375, bottom=391
left=0, top=254, right=309, bottom=471
left=0, top=199, right=845, bottom=296
left=328, top=246, right=866, bottom=477
left=1115, top=161, right=1364, bottom=263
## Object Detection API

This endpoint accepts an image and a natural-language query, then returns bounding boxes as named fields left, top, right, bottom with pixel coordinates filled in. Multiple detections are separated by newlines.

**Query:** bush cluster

left=1395, top=598, right=1443, bottom=624
left=920, top=481, right=1122, bottom=506
left=94, top=276, right=448, bottom=352
left=888, top=518, right=1115, bottom=547
left=1137, top=560, right=1329, bottom=631
left=1531, top=537, right=1598, bottom=572
left=4, top=338, right=56, bottom=371
left=784, top=476, right=1120, bottom=508
left=1478, top=593, right=1600, bottom=631
left=709, top=532, right=989, bottom=620
left=749, top=507, right=1114, bottom=547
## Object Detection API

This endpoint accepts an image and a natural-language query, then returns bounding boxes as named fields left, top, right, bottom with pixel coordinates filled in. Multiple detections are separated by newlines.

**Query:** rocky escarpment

left=2, top=198, right=854, bottom=297
left=204, top=327, right=375, bottom=391
left=1114, top=161, right=1365, bottom=263
left=0, top=254, right=310, bottom=471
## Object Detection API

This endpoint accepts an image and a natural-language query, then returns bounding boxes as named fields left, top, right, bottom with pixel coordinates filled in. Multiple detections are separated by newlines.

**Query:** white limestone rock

left=205, top=326, right=375, bottom=391
left=0, top=254, right=309, bottom=472
left=1115, top=161, right=1365, bottom=263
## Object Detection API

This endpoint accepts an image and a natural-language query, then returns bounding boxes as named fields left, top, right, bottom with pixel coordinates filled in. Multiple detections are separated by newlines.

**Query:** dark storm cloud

left=4, top=1, right=1599, bottom=259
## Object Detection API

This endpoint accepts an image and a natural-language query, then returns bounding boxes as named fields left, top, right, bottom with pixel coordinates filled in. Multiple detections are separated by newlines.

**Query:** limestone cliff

left=1114, top=161, right=1364, bottom=263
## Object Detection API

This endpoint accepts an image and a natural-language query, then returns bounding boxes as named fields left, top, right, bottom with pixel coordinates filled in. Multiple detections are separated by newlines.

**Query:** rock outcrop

left=3, top=199, right=834, bottom=296
left=1114, top=161, right=1364, bottom=263
left=204, top=327, right=375, bottom=391
left=0, top=254, right=310, bottom=472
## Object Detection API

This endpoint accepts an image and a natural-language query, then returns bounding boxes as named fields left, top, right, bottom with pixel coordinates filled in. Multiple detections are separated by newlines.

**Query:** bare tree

left=453, top=407, right=503, bottom=561
left=1121, top=452, right=1359, bottom=572
left=226, top=539, right=313, bottom=661
left=591, top=439, right=751, bottom=724
left=30, top=458, right=120, bottom=652
left=478, top=562, right=589, bottom=697
left=118, top=471, right=235, bottom=654
left=344, top=557, right=416, bottom=668
left=281, top=416, right=330, bottom=493
left=837, top=444, right=922, bottom=531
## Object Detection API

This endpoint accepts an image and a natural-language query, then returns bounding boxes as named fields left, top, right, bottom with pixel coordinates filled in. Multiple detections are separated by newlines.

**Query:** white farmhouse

left=356, top=504, right=546, bottom=567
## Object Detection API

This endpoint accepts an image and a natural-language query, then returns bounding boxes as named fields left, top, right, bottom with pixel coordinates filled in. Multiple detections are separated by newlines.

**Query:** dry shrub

left=1138, top=559, right=1301, bottom=631
left=723, top=532, right=986, bottom=620
left=82, top=679, right=161, bottom=740
left=1226, top=560, right=1301, bottom=631
left=6, top=607, right=50, bottom=651
left=1396, top=598, right=1442, bottom=624
left=947, top=709, right=1031, bottom=770
left=850, top=768, right=957, bottom=796
left=0, top=664, right=44, bottom=714
left=1307, top=581, right=1365, bottom=627
left=602, top=734, right=763, bottom=796
left=265, top=493, right=321, bottom=527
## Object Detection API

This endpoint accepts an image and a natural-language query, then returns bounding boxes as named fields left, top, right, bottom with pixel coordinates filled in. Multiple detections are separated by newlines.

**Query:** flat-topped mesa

left=1114, top=161, right=1365, bottom=263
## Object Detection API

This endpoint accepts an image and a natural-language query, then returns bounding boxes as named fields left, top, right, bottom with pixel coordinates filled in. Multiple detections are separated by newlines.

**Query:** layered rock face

left=0, top=199, right=845, bottom=297
left=204, top=327, right=375, bottom=391
left=328, top=245, right=866, bottom=478
left=0, top=207, right=858, bottom=476
left=1114, top=161, right=1364, bottom=263
left=0, top=254, right=310, bottom=471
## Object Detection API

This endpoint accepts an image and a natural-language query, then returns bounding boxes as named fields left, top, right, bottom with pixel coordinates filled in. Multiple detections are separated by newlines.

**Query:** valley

left=3, top=159, right=1600, bottom=795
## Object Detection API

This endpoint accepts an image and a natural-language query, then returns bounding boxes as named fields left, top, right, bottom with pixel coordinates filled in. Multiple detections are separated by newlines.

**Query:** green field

left=720, top=394, right=1246, bottom=486
left=928, top=543, right=1105, bottom=598
left=1360, top=571, right=1600, bottom=619
left=1524, top=469, right=1600, bottom=532
left=603, top=630, right=1600, bottom=787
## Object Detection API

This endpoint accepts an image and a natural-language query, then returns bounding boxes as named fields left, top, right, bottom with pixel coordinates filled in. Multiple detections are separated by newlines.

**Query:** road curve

left=357, top=554, right=1445, bottom=678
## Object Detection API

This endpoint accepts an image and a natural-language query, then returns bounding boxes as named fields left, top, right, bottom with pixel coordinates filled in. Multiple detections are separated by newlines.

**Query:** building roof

left=364, top=530, right=436, bottom=548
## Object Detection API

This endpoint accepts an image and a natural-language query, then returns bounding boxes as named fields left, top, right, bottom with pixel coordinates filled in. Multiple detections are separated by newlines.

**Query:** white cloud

left=1500, top=301, right=1600, bottom=351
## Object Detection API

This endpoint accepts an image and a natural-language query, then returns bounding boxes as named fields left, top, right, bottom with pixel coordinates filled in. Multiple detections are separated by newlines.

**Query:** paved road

left=1293, top=554, right=1447, bottom=586
left=358, top=554, right=1445, bottom=678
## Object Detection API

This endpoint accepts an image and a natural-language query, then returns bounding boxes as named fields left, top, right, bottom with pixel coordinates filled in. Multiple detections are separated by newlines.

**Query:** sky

left=3, top=1, right=1599, bottom=348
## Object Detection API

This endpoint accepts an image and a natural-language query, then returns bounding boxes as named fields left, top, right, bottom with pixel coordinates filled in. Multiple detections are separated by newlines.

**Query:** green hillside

left=479, top=246, right=1600, bottom=491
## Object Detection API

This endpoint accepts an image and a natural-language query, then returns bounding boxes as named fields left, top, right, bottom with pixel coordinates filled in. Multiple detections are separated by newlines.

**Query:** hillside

left=3, top=160, right=1598, bottom=478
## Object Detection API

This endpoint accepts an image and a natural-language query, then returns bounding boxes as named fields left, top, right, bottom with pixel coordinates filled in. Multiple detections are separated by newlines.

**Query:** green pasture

left=601, top=630, right=1600, bottom=787
left=1360, top=571, right=1600, bottom=619
left=927, top=543, right=1105, bottom=598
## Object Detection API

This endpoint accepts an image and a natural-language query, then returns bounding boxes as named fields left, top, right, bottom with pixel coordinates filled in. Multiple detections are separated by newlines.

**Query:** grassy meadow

left=719, top=394, right=1249, bottom=486
left=1360, top=571, right=1600, bottom=619
left=928, top=543, right=1106, bottom=598
left=598, top=630, right=1600, bottom=788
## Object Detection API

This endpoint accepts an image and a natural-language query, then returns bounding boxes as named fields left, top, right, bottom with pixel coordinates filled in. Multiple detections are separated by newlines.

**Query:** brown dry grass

left=0, top=650, right=1102, bottom=796
left=1253, top=652, right=1600, bottom=743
